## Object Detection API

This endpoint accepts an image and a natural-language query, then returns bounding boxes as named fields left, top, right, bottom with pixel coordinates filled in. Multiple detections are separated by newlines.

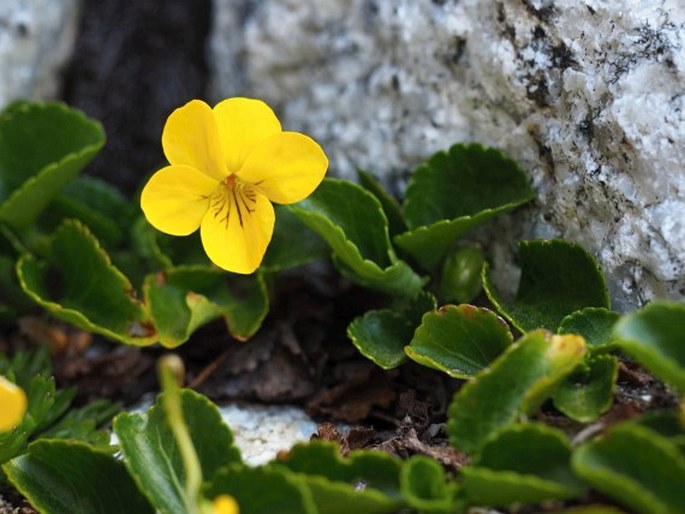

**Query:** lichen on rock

left=210, top=0, right=685, bottom=310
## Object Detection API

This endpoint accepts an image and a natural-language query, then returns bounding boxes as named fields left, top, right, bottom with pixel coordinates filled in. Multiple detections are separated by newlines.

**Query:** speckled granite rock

left=0, top=0, right=79, bottom=105
left=210, top=0, right=685, bottom=310
left=219, top=403, right=318, bottom=465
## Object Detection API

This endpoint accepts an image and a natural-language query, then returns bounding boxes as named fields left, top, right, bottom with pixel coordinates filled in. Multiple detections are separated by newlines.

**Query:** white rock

left=0, top=0, right=80, bottom=106
left=210, top=0, right=685, bottom=309
left=219, top=403, right=318, bottom=465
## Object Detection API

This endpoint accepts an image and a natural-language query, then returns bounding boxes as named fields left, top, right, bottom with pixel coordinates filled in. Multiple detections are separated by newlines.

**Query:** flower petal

left=0, top=376, right=26, bottom=432
left=212, top=495, right=240, bottom=514
left=213, top=97, right=282, bottom=173
left=200, top=188, right=275, bottom=274
left=237, top=131, right=328, bottom=204
left=141, top=165, right=216, bottom=236
left=162, top=99, right=227, bottom=181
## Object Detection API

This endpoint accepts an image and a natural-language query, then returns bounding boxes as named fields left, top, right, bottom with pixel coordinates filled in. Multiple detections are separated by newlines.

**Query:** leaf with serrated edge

left=400, top=454, right=460, bottom=514
left=483, top=239, right=610, bottom=332
left=44, top=176, right=133, bottom=247
left=348, top=292, right=436, bottom=370
left=447, top=330, right=586, bottom=453
left=559, top=307, right=620, bottom=353
left=552, top=355, right=618, bottom=423
left=348, top=310, right=413, bottom=370
left=17, top=220, right=156, bottom=346
left=3, top=440, right=154, bottom=514
left=114, top=389, right=241, bottom=514
left=626, top=410, right=685, bottom=449
left=274, top=440, right=403, bottom=514
left=0, top=102, right=105, bottom=228
left=357, top=168, right=407, bottom=236
left=395, top=144, right=534, bottom=270
left=290, top=178, right=425, bottom=297
left=462, top=423, right=584, bottom=506
left=206, top=464, right=317, bottom=514
left=405, top=304, right=513, bottom=378
left=613, top=301, right=685, bottom=393
left=144, top=266, right=268, bottom=347
left=572, top=424, right=685, bottom=514
left=461, top=467, right=579, bottom=507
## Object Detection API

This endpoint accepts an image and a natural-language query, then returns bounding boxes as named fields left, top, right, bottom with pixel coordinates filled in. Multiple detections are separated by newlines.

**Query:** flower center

left=225, top=174, right=237, bottom=189
left=209, top=174, right=257, bottom=228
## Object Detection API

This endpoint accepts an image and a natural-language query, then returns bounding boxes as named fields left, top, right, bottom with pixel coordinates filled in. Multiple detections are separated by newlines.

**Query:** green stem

left=159, top=355, right=203, bottom=514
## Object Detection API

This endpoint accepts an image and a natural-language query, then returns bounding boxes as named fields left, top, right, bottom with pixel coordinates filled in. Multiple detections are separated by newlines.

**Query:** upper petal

left=213, top=97, right=282, bottom=173
left=200, top=187, right=275, bottom=274
left=141, top=165, right=216, bottom=236
left=162, top=100, right=227, bottom=181
left=237, top=131, right=328, bottom=204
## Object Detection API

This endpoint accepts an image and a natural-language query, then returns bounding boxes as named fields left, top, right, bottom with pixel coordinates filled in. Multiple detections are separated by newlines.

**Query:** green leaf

left=290, top=178, right=426, bottom=297
left=627, top=410, right=685, bottom=450
left=356, top=168, right=407, bottom=236
left=132, top=217, right=175, bottom=270
left=261, top=205, right=329, bottom=272
left=41, top=399, right=120, bottom=449
left=483, top=239, right=610, bottom=332
left=405, top=304, right=513, bottom=379
left=0, top=254, right=35, bottom=320
left=3, top=440, right=154, bottom=514
left=17, top=220, right=156, bottom=346
left=206, top=464, right=317, bottom=514
left=559, top=307, right=620, bottom=353
left=275, top=440, right=403, bottom=514
left=395, top=144, right=534, bottom=270
left=613, top=301, right=685, bottom=393
left=0, top=346, right=52, bottom=387
left=552, top=507, right=627, bottom=514
left=447, top=330, right=586, bottom=453
left=114, top=389, right=241, bottom=514
left=144, top=266, right=268, bottom=347
left=0, top=372, right=110, bottom=469
left=0, top=101, right=105, bottom=228
left=0, top=374, right=56, bottom=463
left=462, top=424, right=584, bottom=506
left=347, top=292, right=436, bottom=369
left=552, top=355, right=618, bottom=423
left=400, top=455, right=460, bottom=513
left=43, top=176, right=133, bottom=247
left=572, top=424, right=685, bottom=514
left=438, top=246, right=485, bottom=304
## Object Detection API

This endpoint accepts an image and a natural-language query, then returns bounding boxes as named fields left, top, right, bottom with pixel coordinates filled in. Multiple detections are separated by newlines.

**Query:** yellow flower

left=141, top=98, right=328, bottom=274
left=0, top=376, right=27, bottom=432
left=212, top=494, right=239, bottom=514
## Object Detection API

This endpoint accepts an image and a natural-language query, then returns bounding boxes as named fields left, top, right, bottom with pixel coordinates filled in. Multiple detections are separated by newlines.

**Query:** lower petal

left=141, top=165, right=216, bottom=236
left=200, top=189, right=275, bottom=274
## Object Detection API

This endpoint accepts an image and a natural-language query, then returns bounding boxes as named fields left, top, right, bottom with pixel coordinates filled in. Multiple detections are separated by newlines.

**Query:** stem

left=159, top=355, right=203, bottom=514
